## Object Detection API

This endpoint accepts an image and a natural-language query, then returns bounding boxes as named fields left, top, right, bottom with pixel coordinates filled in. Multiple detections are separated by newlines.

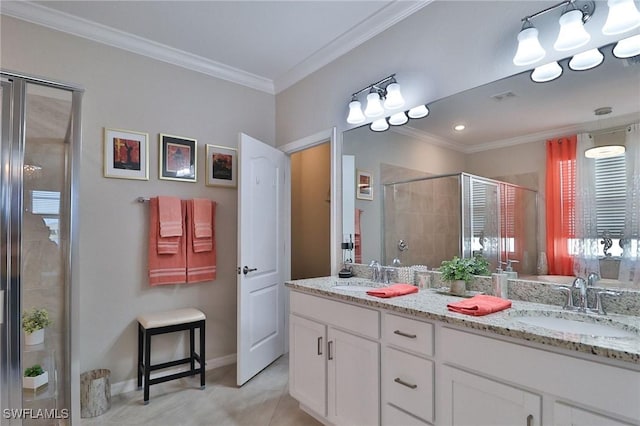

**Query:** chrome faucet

left=572, top=277, right=588, bottom=312
left=369, top=260, right=382, bottom=283
left=587, top=272, right=600, bottom=288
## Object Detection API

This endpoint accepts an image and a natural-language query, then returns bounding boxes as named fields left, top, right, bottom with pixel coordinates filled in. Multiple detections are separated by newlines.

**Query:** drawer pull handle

left=394, top=377, right=417, bottom=389
left=526, top=414, right=533, bottom=426
left=394, top=330, right=417, bottom=339
left=328, top=341, right=334, bottom=360
left=317, top=337, right=323, bottom=356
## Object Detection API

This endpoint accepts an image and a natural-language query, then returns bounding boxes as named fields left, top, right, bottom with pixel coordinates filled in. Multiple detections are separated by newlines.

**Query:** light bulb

left=383, top=82, right=405, bottom=109
left=408, top=105, right=429, bottom=119
left=364, top=92, right=384, bottom=118
left=554, top=9, right=590, bottom=51
left=613, top=34, right=640, bottom=58
left=370, top=118, right=389, bottom=132
left=602, top=0, right=640, bottom=35
left=389, top=112, right=408, bottom=126
left=531, top=62, right=563, bottom=83
left=347, top=99, right=365, bottom=124
left=513, top=26, right=546, bottom=66
left=569, top=48, right=604, bottom=71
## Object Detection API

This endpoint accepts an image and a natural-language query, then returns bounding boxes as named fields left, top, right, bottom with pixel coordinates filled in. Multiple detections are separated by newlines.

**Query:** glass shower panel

left=469, top=177, right=500, bottom=271
left=22, top=83, right=72, bottom=416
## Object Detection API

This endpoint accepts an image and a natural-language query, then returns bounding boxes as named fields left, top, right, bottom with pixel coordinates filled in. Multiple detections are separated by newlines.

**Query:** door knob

left=242, top=266, right=257, bottom=275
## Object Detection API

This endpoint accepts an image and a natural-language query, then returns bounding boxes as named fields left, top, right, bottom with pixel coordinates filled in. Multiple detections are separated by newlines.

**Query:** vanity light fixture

left=554, top=7, right=591, bottom=51
left=568, top=48, right=604, bottom=70
left=602, top=0, right=640, bottom=35
left=389, top=112, right=408, bottom=126
left=346, top=74, right=404, bottom=124
left=531, top=61, right=564, bottom=82
left=513, top=20, right=547, bottom=66
left=612, top=34, right=640, bottom=58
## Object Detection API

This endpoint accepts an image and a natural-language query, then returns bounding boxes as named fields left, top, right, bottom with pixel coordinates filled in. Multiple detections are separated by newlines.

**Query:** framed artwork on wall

left=356, top=169, right=373, bottom=201
left=206, top=144, right=237, bottom=188
left=103, top=128, right=149, bottom=180
left=159, top=134, right=197, bottom=182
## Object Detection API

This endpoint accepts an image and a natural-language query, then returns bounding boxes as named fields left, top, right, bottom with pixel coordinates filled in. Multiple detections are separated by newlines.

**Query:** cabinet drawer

left=290, top=291, right=379, bottom=339
left=383, top=403, right=431, bottom=426
left=383, top=347, right=434, bottom=423
left=384, top=313, right=434, bottom=356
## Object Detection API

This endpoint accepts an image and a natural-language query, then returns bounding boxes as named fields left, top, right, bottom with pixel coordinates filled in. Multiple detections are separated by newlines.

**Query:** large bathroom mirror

left=342, top=42, right=640, bottom=285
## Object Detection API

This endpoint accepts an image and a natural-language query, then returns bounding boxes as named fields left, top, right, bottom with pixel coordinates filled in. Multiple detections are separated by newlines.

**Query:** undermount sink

left=510, top=311, right=638, bottom=339
left=332, top=284, right=378, bottom=292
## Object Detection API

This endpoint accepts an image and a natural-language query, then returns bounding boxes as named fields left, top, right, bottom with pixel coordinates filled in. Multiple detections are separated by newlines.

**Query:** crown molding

left=273, top=1, right=433, bottom=93
left=391, top=125, right=469, bottom=153
left=1, top=1, right=275, bottom=94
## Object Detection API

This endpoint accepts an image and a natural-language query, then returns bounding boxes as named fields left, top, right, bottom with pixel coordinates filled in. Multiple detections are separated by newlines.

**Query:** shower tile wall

left=382, top=164, right=460, bottom=268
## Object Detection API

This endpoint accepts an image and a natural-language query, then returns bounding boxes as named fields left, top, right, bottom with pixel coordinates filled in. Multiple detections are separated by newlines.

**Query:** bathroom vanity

left=286, top=277, right=640, bottom=426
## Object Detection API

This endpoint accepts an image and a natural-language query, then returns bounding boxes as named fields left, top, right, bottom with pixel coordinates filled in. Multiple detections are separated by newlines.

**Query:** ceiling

left=3, top=0, right=430, bottom=93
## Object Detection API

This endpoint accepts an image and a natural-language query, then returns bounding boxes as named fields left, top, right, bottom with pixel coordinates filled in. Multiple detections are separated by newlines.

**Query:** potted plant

left=23, top=364, right=48, bottom=389
left=439, top=255, right=490, bottom=296
left=22, top=307, right=52, bottom=346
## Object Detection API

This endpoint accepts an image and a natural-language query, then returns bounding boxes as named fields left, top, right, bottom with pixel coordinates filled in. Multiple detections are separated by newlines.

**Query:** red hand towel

left=186, top=200, right=217, bottom=283
left=158, top=196, right=183, bottom=237
left=447, top=295, right=512, bottom=316
left=366, top=283, right=418, bottom=298
left=148, top=198, right=186, bottom=286
left=193, top=198, right=213, bottom=238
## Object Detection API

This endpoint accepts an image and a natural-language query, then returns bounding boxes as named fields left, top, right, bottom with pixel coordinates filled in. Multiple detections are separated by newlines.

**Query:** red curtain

left=545, top=136, right=576, bottom=275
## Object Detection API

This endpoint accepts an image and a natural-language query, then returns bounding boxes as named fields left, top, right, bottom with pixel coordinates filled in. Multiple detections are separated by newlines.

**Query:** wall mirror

left=341, top=42, right=640, bottom=285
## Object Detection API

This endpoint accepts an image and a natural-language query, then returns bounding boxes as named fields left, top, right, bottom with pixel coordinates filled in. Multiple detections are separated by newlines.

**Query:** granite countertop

left=285, top=276, right=640, bottom=365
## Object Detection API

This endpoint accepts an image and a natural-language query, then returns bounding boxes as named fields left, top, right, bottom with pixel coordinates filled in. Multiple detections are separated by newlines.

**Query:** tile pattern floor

left=81, top=355, right=321, bottom=426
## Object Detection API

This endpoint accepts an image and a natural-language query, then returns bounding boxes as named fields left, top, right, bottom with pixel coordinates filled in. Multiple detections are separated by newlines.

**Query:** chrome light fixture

left=569, top=48, right=604, bottom=70
left=554, top=7, right=590, bottom=51
left=531, top=61, right=564, bottom=82
left=513, top=21, right=547, bottom=66
left=347, top=96, right=366, bottom=124
left=346, top=74, right=404, bottom=124
left=613, top=34, right=640, bottom=58
left=602, top=0, right=640, bottom=35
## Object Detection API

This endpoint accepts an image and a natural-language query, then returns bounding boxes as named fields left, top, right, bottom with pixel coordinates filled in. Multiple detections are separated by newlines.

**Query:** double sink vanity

left=285, top=271, right=640, bottom=426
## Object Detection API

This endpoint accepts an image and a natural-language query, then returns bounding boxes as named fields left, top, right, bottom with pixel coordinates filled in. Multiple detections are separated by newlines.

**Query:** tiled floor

left=81, top=355, right=321, bottom=426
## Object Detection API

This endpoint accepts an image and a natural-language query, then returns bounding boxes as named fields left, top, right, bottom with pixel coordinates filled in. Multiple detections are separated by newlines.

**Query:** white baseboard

left=110, top=353, right=237, bottom=396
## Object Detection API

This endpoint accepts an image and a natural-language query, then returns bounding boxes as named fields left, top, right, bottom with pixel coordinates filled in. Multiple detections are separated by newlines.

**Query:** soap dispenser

left=492, top=267, right=508, bottom=298
left=502, top=259, right=519, bottom=279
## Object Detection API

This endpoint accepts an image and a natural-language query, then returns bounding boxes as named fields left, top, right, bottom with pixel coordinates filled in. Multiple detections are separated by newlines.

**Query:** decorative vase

left=23, top=371, right=48, bottom=389
left=24, top=328, right=44, bottom=346
left=449, top=280, right=466, bottom=296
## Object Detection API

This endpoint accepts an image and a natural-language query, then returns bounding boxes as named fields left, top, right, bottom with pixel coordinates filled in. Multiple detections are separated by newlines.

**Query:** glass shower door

left=1, top=73, right=80, bottom=425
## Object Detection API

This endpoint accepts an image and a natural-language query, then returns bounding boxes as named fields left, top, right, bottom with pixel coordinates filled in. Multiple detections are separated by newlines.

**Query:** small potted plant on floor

left=22, top=307, right=52, bottom=346
left=23, top=364, right=48, bottom=389
left=439, top=255, right=491, bottom=296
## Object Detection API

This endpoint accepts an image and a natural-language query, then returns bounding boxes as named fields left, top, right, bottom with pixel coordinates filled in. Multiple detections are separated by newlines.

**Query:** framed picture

left=103, top=128, right=149, bottom=180
left=206, top=144, right=237, bottom=188
left=159, top=134, right=197, bottom=182
left=356, top=169, right=373, bottom=201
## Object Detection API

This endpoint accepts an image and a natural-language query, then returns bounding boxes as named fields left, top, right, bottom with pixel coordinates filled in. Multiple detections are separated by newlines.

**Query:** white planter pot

left=23, top=371, right=48, bottom=389
left=24, top=328, right=44, bottom=346
left=449, top=280, right=466, bottom=296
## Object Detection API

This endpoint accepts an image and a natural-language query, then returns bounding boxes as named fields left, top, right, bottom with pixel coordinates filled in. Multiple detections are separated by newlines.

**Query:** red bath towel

left=366, top=283, right=418, bottom=298
left=447, top=295, right=512, bottom=316
left=186, top=199, right=217, bottom=283
left=148, top=197, right=187, bottom=286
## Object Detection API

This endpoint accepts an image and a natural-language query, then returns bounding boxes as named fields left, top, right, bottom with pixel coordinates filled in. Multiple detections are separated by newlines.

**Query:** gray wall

left=1, top=15, right=275, bottom=389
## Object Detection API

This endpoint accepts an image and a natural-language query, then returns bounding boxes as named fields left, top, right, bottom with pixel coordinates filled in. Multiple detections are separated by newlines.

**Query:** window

left=594, top=154, right=626, bottom=257
left=30, top=190, right=60, bottom=245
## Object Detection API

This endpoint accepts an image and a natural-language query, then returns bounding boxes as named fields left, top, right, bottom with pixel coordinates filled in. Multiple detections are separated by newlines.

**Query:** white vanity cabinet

left=289, top=291, right=380, bottom=425
left=382, top=313, right=435, bottom=425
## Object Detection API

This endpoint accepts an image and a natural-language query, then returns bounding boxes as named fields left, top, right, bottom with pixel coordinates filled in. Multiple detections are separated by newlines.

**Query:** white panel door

left=237, top=133, right=287, bottom=386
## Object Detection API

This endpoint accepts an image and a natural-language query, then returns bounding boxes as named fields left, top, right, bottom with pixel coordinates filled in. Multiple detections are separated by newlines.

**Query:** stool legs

left=144, top=329, right=151, bottom=405
left=137, top=323, right=143, bottom=389
left=199, top=320, right=206, bottom=388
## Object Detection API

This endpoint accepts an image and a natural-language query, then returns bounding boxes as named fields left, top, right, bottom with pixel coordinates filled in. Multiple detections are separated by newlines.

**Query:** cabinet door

left=327, top=327, right=380, bottom=426
left=553, top=402, right=635, bottom=426
left=441, top=366, right=541, bottom=426
left=289, top=315, right=327, bottom=417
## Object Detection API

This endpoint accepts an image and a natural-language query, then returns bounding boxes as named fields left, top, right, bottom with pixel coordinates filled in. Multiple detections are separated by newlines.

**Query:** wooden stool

left=137, top=308, right=206, bottom=404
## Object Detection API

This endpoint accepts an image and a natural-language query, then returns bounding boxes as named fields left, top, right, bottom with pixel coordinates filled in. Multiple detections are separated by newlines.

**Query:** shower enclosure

left=1, top=72, right=82, bottom=425
left=382, top=172, right=538, bottom=274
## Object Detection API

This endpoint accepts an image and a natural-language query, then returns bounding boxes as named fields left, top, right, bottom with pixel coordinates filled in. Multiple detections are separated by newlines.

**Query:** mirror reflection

left=342, top=43, right=640, bottom=287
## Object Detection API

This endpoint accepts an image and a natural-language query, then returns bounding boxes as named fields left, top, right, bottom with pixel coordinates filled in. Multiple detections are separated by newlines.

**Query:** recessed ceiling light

left=454, top=124, right=466, bottom=131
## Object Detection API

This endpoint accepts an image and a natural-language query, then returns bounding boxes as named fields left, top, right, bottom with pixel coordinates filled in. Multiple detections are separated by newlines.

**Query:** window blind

left=594, top=155, right=626, bottom=236
left=31, top=190, right=60, bottom=215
